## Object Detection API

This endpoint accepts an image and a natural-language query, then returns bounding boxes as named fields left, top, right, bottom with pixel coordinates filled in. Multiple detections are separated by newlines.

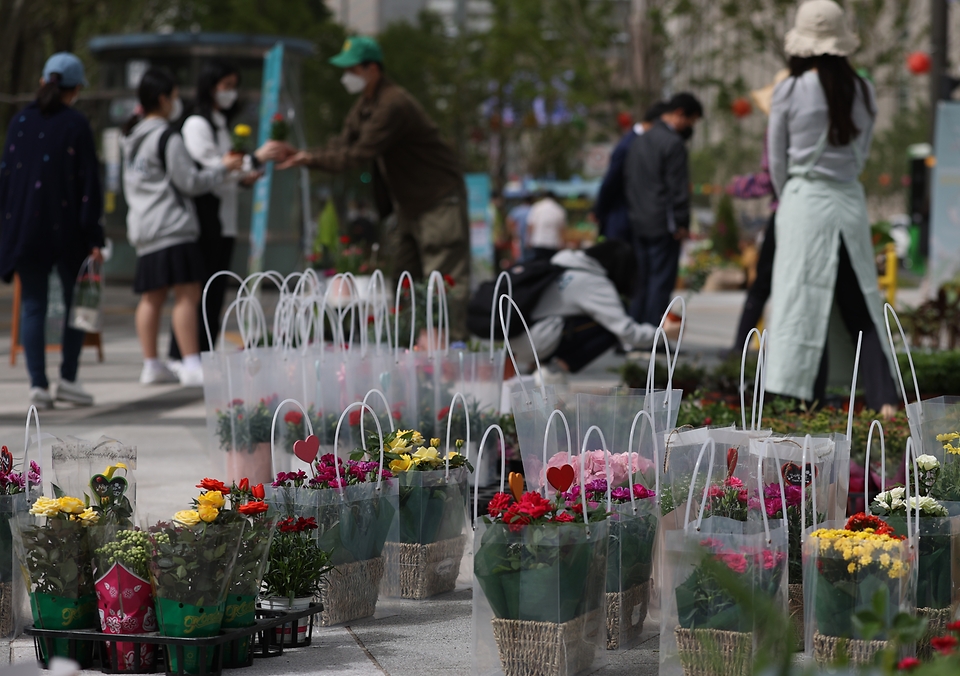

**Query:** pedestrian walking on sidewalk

left=121, top=68, right=243, bottom=387
left=261, top=36, right=471, bottom=340
left=766, top=0, right=898, bottom=415
left=624, top=92, right=702, bottom=326
left=0, top=52, right=104, bottom=409
left=167, top=60, right=267, bottom=367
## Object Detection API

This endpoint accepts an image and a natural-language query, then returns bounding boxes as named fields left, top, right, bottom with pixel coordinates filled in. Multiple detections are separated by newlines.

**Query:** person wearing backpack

left=486, top=242, right=676, bottom=377
left=167, top=60, right=266, bottom=367
left=121, top=68, right=242, bottom=386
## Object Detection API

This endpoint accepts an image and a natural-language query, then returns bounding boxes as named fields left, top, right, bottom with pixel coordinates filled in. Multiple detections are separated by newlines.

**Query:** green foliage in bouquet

left=676, top=538, right=786, bottom=632
left=260, top=516, right=333, bottom=601
left=20, top=496, right=98, bottom=597
left=215, top=397, right=279, bottom=452
left=146, top=519, right=240, bottom=608
left=94, top=529, right=151, bottom=580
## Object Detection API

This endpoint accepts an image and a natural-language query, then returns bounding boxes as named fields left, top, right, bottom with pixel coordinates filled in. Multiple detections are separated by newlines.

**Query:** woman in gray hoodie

left=121, top=68, right=242, bottom=386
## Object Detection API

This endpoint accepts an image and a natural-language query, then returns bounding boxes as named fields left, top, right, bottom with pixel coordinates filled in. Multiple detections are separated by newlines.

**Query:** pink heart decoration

left=546, top=465, right=575, bottom=493
left=293, top=435, right=320, bottom=464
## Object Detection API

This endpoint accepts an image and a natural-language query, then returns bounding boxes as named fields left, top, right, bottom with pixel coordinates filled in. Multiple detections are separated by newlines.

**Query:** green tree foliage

left=712, top=193, right=740, bottom=259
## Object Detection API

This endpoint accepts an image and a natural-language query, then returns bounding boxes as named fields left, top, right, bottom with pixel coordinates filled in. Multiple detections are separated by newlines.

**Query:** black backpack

left=467, top=259, right=565, bottom=340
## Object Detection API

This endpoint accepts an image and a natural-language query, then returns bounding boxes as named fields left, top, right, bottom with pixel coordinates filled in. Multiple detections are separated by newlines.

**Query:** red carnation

left=551, top=512, right=575, bottom=523
left=896, top=657, right=920, bottom=671
left=340, top=235, right=350, bottom=245
left=932, top=635, right=958, bottom=655
left=284, top=410, right=303, bottom=425
left=272, top=113, right=284, bottom=122
left=487, top=492, right=513, bottom=518
left=197, top=478, right=229, bottom=493
left=517, top=491, right=552, bottom=519
left=238, top=500, right=269, bottom=515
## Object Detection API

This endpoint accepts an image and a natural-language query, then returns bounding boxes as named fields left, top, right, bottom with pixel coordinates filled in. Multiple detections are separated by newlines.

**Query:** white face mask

left=215, top=89, right=238, bottom=110
left=340, top=72, right=367, bottom=95
left=168, top=97, right=183, bottom=121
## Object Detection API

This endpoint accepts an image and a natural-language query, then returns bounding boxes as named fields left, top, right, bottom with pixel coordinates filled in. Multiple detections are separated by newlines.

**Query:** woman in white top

left=766, top=0, right=897, bottom=415
left=169, top=60, right=268, bottom=362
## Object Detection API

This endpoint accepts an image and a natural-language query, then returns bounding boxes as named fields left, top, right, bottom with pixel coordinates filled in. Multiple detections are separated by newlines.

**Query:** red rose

left=703, top=417, right=712, bottom=426
left=197, top=478, right=229, bottom=493
left=238, top=500, right=269, bottom=515
left=517, top=492, right=551, bottom=519
left=442, top=274, right=456, bottom=288
left=392, top=410, right=402, bottom=420
left=401, top=277, right=411, bottom=289
left=340, top=235, right=350, bottom=245
left=931, top=635, right=958, bottom=655
left=239, top=478, right=249, bottom=492
left=503, top=504, right=530, bottom=532
left=348, top=409, right=362, bottom=427
left=252, top=483, right=265, bottom=500
left=896, top=657, right=920, bottom=671
left=551, top=512, right=575, bottom=523
left=437, top=406, right=450, bottom=422
left=272, top=113, right=284, bottom=121
left=284, top=410, right=303, bottom=425
left=487, top=492, right=513, bottom=518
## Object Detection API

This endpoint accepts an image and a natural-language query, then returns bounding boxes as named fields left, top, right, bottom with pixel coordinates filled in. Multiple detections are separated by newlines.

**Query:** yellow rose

left=198, top=504, right=219, bottom=523
left=234, top=124, right=252, bottom=138
left=30, top=497, right=61, bottom=518
left=173, top=510, right=201, bottom=527
left=390, top=455, right=414, bottom=473
left=412, top=447, right=439, bottom=462
left=446, top=450, right=461, bottom=461
left=77, top=507, right=100, bottom=526
left=389, top=437, right=411, bottom=453
left=57, top=496, right=85, bottom=515
left=198, top=491, right=225, bottom=509
left=430, top=438, right=441, bottom=448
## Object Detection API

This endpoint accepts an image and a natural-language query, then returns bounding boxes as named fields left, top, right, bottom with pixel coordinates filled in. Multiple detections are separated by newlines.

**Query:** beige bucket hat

left=784, top=0, right=859, bottom=58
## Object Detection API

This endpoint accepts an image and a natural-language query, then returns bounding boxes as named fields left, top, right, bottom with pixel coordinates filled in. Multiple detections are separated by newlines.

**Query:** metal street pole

left=931, top=0, right=949, bottom=141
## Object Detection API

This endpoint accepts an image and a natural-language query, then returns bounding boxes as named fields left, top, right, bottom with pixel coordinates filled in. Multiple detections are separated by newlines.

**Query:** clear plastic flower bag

left=68, top=255, right=103, bottom=333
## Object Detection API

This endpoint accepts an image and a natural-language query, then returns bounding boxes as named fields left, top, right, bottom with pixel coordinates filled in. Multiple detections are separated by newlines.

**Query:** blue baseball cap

left=42, top=52, right=88, bottom=88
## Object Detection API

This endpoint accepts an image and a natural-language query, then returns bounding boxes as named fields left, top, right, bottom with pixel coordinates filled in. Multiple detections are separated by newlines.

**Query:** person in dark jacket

left=0, top=53, right=104, bottom=409
left=593, top=102, right=668, bottom=243
left=624, top=92, right=703, bottom=326
left=262, top=36, right=470, bottom=340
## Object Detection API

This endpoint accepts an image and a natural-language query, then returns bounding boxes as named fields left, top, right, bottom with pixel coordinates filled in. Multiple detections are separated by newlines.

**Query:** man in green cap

left=265, top=35, right=470, bottom=340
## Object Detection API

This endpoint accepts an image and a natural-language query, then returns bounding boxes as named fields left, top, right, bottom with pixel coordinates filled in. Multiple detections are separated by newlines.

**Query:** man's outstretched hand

left=257, top=140, right=299, bottom=164
left=276, top=151, right=310, bottom=170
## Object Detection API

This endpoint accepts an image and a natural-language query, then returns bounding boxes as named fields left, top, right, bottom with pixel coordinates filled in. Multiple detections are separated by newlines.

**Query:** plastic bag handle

left=335, top=272, right=360, bottom=350
left=23, top=405, right=40, bottom=498
left=542, top=409, right=573, bottom=498
left=394, top=272, right=416, bottom=362
left=683, top=437, right=717, bottom=531
left=904, top=437, right=920, bottom=545
left=863, top=420, right=886, bottom=515
left=333, top=402, right=385, bottom=494
left=203, top=270, right=246, bottom=349
left=645, top=327, right=673, bottom=396
left=317, top=277, right=348, bottom=363
left=270, top=399, right=315, bottom=478
left=360, top=389, right=397, bottom=445
left=425, top=271, right=450, bottom=356
left=473, top=425, right=508, bottom=524
left=845, top=332, right=863, bottom=441
left=498, top=294, right=546, bottom=404
left=576, top=440, right=593, bottom=539
left=443, top=392, right=471, bottom=481
left=649, top=295, right=686, bottom=394
left=883, top=303, right=921, bottom=408
left=627, top=409, right=659, bottom=514
left=740, top=328, right=768, bottom=431
left=362, top=270, right=392, bottom=357
left=756, top=443, right=787, bottom=544
left=580, top=426, right=611, bottom=512
left=218, top=296, right=267, bottom=353
left=798, top=435, right=819, bottom=534
left=490, top=271, right=513, bottom=362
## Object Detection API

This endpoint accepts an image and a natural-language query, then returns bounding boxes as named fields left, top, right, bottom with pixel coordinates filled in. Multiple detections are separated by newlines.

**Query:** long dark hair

left=585, top=241, right=635, bottom=298
left=122, top=67, right=177, bottom=135
left=195, top=60, right=240, bottom=124
left=789, top=54, right=874, bottom=146
left=36, top=73, right=73, bottom=116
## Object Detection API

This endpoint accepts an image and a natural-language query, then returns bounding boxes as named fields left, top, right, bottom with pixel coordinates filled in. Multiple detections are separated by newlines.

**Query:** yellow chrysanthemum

left=30, top=497, right=61, bottom=518
left=173, top=510, right=201, bottom=526
left=57, top=496, right=85, bottom=515
left=198, top=490, right=225, bottom=509
left=847, top=562, right=856, bottom=574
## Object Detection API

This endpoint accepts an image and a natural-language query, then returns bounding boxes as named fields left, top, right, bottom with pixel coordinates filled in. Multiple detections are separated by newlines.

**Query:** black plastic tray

left=27, top=604, right=320, bottom=675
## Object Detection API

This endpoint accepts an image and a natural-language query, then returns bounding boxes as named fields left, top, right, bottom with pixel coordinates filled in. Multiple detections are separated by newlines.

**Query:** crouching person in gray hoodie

left=509, top=242, right=679, bottom=376
left=122, top=68, right=243, bottom=386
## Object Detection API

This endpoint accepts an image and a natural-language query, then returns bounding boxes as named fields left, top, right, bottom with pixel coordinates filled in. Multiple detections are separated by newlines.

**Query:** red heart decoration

left=293, top=435, right=320, bottom=464
left=546, top=464, right=575, bottom=493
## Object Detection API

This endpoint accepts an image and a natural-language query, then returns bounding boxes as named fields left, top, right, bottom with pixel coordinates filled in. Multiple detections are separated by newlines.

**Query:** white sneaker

left=178, top=365, right=204, bottom=387
left=29, top=387, right=54, bottom=410
left=56, top=379, right=94, bottom=406
left=166, top=360, right=183, bottom=377
left=140, top=361, right=179, bottom=385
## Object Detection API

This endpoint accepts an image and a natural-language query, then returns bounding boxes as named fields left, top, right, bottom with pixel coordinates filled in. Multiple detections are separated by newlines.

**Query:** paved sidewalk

left=0, top=282, right=740, bottom=675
